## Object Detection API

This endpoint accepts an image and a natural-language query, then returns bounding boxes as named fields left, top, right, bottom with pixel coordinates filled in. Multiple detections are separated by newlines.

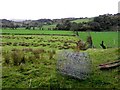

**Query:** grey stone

left=57, top=50, right=91, bottom=79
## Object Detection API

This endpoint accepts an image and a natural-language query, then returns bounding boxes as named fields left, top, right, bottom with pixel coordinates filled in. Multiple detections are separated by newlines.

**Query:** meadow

left=1, top=29, right=119, bottom=48
left=71, top=18, right=93, bottom=23
left=1, top=29, right=120, bottom=89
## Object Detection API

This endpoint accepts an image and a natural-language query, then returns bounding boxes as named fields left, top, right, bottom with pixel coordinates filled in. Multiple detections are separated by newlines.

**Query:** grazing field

left=1, top=29, right=119, bottom=48
left=1, top=35, right=78, bottom=51
left=71, top=18, right=93, bottom=23
left=2, top=48, right=120, bottom=89
left=1, top=29, right=74, bottom=35
left=42, top=24, right=56, bottom=30
left=78, top=32, right=119, bottom=48
left=1, top=29, right=120, bottom=89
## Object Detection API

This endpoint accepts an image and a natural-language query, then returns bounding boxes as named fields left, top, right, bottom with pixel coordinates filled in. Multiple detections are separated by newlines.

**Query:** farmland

left=1, top=29, right=119, bottom=48
left=1, top=29, right=120, bottom=89
left=1, top=29, right=73, bottom=35
left=71, top=18, right=93, bottom=23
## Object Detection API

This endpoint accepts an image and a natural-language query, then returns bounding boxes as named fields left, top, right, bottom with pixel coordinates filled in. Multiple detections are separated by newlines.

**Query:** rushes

left=11, top=49, right=23, bottom=66
left=2, top=47, right=58, bottom=68
left=3, top=51, right=11, bottom=65
left=32, top=49, right=45, bottom=60
left=3, top=49, right=27, bottom=66
left=2, top=48, right=47, bottom=66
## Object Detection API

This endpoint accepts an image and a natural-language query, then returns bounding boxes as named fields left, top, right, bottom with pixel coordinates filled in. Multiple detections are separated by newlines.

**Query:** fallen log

left=99, top=60, right=120, bottom=70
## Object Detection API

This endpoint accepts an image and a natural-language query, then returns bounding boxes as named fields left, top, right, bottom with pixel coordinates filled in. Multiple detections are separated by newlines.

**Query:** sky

left=0, top=0, right=119, bottom=20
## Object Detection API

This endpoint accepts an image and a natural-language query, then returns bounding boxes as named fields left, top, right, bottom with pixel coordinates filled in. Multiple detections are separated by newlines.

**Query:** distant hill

left=1, top=13, right=119, bottom=31
left=11, top=19, right=25, bottom=22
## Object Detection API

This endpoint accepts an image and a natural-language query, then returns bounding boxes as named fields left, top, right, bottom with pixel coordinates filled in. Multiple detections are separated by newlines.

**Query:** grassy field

left=1, top=29, right=74, bottom=35
left=78, top=32, right=119, bottom=48
left=42, top=24, right=56, bottom=30
left=1, top=29, right=120, bottom=89
left=2, top=37, right=120, bottom=88
left=1, top=29, right=119, bottom=48
left=71, top=18, right=93, bottom=23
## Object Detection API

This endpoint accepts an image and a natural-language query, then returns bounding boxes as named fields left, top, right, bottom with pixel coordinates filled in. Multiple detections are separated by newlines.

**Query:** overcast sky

left=0, top=0, right=119, bottom=20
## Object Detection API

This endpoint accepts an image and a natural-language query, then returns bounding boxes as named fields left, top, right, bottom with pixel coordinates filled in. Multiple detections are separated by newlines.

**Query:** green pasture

left=1, top=29, right=120, bottom=89
left=1, top=29, right=74, bottom=35
left=71, top=18, right=93, bottom=23
left=1, top=29, right=119, bottom=48
left=2, top=46, right=120, bottom=88
left=2, top=35, right=78, bottom=51
left=78, top=32, right=119, bottom=48
left=42, top=24, right=56, bottom=29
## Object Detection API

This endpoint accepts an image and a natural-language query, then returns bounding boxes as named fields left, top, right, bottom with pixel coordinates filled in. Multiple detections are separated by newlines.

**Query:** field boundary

left=1, top=33, right=76, bottom=36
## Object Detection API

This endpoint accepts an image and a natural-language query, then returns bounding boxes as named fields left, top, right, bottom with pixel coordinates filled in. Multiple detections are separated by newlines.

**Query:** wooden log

left=99, top=60, right=120, bottom=70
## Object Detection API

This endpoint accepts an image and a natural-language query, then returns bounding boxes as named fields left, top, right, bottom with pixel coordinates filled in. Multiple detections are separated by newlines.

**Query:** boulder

left=57, top=50, right=91, bottom=79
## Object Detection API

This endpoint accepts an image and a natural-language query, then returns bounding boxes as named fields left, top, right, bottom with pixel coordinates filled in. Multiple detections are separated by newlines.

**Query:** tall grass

left=3, top=51, right=11, bottom=65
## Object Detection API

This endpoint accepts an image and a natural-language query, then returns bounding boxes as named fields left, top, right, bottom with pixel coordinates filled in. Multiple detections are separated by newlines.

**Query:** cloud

left=0, top=0, right=119, bottom=19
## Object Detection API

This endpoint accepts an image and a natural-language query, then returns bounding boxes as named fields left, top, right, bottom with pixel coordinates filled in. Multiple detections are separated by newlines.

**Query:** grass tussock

left=11, top=50, right=23, bottom=66
left=48, top=50, right=56, bottom=60
left=3, top=51, right=11, bottom=65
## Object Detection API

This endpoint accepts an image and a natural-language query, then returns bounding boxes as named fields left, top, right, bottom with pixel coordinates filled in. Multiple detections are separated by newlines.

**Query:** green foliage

left=56, top=14, right=119, bottom=31
left=94, top=14, right=119, bottom=31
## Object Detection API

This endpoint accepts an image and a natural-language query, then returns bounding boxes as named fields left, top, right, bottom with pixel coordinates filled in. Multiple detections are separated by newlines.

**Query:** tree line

left=0, top=13, right=119, bottom=31
left=56, top=13, right=120, bottom=31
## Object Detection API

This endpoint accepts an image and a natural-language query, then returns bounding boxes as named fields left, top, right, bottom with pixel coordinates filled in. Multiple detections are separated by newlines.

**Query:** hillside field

left=71, top=18, right=93, bottom=23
